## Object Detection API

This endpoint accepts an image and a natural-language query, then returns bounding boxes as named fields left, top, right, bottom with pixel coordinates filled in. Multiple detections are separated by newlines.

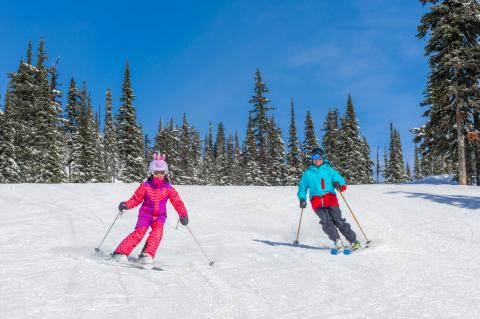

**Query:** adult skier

left=297, top=147, right=361, bottom=252
left=111, top=152, right=188, bottom=267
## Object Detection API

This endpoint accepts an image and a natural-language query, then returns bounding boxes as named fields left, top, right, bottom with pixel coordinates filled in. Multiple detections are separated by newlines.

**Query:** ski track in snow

left=0, top=183, right=479, bottom=318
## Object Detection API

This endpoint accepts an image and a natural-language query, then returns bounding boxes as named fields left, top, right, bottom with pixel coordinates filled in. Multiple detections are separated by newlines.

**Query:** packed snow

left=0, top=182, right=479, bottom=318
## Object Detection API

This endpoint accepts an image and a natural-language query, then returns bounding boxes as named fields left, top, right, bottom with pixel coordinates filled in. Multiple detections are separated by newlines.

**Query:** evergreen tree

left=267, top=116, right=286, bottom=185
left=360, top=136, right=375, bottom=184
left=70, top=84, right=88, bottom=182
left=0, top=93, right=21, bottom=182
left=190, top=128, right=202, bottom=185
left=64, top=78, right=82, bottom=180
left=31, top=38, right=65, bottom=183
left=71, top=85, right=101, bottom=182
left=375, top=146, right=381, bottom=183
left=417, top=0, right=480, bottom=185
left=91, top=97, right=106, bottom=182
left=232, top=132, right=243, bottom=185
left=406, top=163, right=412, bottom=180
left=144, top=134, right=153, bottom=162
left=226, top=134, right=235, bottom=185
left=285, top=99, right=302, bottom=185
left=302, top=110, right=319, bottom=169
left=383, top=146, right=389, bottom=181
left=116, top=62, right=145, bottom=182
left=49, top=61, right=64, bottom=129
left=200, top=122, right=215, bottom=185
left=385, top=123, right=408, bottom=183
left=249, top=69, right=275, bottom=181
left=336, top=95, right=373, bottom=184
left=243, top=114, right=263, bottom=185
left=214, top=122, right=229, bottom=185
left=413, top=144, right=422, bottom=180
left=322, top=108, right=341, bottom=166
left=154, top=118, right=181, bottom=182
left=176, top=113, right=194, bottom=184
left=7, top=43, right=38, bottom=182
left=103, top=89, right=117, bottom=182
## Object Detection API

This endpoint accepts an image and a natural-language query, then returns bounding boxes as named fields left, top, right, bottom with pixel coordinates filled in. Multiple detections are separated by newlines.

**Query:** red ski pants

left=114, top=221, right=164, bottom=257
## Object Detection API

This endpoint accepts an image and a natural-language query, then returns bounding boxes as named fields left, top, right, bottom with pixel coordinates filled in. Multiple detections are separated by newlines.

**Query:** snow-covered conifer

left=285, top=99, right=302, bottom=185
left=116, top=62, right=145, bottom=182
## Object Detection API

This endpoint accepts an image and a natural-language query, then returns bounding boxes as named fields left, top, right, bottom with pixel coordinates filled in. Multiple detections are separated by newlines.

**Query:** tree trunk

left=456, top=103, right=468, bottom=185
left=453, top=68, right=467, bottom=185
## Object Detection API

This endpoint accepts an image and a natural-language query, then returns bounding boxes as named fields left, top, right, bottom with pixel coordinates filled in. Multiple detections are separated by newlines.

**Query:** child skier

left=111, top=152, right=188, bottom=267
left=297, top=147, right=361, bottom=252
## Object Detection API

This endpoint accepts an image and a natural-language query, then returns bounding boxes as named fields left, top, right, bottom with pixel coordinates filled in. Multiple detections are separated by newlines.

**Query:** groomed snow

left=0, top=183, right=479, bottom=318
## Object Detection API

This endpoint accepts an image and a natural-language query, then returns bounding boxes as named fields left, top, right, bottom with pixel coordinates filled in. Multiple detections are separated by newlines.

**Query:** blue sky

left=0, top=0, right=430, bottom=167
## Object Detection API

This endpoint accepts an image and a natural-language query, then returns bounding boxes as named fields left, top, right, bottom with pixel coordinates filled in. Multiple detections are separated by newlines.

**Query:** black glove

left=118, top=202, right=128, bottom=213
left=332, top=182, right=342, bottom=192
left=299, top=199, right=307, bottom=208
left=180, top=215, right=189, bottom=226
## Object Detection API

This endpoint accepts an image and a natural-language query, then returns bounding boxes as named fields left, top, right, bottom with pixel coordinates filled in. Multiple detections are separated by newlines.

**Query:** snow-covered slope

left=0, top=183, right=479, bottom=318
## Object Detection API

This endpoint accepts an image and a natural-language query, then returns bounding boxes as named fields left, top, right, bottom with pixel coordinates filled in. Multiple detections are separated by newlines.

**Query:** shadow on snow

left=387, top=191, right=480, bottom=210
left=253, top=239, right=330, bottom=250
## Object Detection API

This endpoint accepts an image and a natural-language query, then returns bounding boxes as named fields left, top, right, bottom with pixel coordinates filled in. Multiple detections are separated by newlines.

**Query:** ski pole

left=185, top=225, right=215, bottom=267
left=338, top=191, right=372, bottom=246
left=95, top=211, right=122, bottom=252
left=293, top=208, right=304, bottom=245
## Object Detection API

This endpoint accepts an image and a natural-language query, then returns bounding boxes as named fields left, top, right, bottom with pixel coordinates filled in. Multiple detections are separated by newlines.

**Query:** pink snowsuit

left=114, top=178, right=187, bottom=258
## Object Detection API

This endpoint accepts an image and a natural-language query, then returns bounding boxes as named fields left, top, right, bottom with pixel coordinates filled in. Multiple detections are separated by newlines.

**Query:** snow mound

left=407, top=174, right=456, bottom=184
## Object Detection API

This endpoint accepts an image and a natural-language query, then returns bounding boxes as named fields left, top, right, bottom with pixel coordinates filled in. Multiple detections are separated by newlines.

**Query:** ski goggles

left=153, top=170, right=167, bottom=176
left=311, top=153, right=322, bottom=160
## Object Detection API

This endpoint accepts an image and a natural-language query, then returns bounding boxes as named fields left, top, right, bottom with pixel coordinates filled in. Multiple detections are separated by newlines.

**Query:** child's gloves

left=118, top=202, right=128, bottom=213
left=299, top=199, right=307, bottom=208
left=332, top=182, right=342, bottom=192
left=180, top=215, right=189, bottom=226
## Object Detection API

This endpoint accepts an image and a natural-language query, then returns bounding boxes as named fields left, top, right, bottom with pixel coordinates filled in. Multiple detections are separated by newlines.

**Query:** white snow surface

left=0, top=183, right=479, bottom=319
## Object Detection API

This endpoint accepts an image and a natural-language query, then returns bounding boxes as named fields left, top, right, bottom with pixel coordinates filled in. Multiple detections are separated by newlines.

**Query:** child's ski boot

left=138, top=253, right=154, bottom=269
left=111, top=253, right=128, bottom=263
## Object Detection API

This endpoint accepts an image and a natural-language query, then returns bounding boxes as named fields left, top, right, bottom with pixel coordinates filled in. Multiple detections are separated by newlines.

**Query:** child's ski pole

left=186, top=225, right=215, bottom=267
left=95, top=211, right=122, bottom=252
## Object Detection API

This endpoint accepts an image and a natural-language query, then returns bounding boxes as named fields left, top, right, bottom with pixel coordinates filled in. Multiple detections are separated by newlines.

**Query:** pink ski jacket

left=124, top=179, right=187, bottom=228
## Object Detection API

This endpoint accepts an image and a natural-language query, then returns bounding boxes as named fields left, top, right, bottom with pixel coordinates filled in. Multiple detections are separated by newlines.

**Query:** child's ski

left=99, top=256, right=165, bottom=271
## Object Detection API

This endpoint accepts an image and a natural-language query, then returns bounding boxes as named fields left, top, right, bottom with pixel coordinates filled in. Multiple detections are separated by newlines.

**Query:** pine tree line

left=152, top=75, right=375, bottom=186
left=0, top=39, right=145, bottom=183
left=1, top=39, right=380, bottom=185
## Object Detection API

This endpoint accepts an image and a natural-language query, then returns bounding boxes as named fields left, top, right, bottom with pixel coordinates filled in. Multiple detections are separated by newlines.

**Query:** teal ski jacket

left=297, top=160, right=347, bottom=202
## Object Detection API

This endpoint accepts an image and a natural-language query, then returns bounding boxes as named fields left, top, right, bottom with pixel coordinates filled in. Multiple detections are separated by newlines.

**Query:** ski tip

left=330, top=248, right=339, bottom=255
left=343, top=249, right=352, bottom=255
